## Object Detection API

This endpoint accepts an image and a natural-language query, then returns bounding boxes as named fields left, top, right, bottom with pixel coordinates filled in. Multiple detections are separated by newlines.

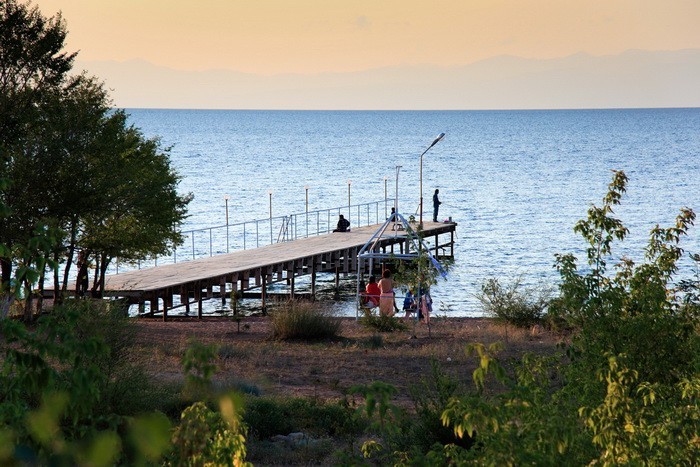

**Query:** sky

left=32, top=0, right=700, bottom=109
left=36, top=0, right=700, bottom=74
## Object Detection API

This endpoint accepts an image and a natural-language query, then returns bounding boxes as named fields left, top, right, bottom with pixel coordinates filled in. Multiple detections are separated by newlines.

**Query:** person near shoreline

left=378, top=269, right=396, bottom=317
left=333, top=214, right=350, bottom=232
left=365, top=276, right=381, bottom=308
left=419, top=287, right=433, bottom=324
left=433, top=189, right=442, bottom=222
left=402, top=288, right=416, bottom=320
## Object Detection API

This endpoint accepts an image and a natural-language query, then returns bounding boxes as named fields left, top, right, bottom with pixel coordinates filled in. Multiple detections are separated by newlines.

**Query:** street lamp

left=347, top=179, right=352, bottom=220
left=383, top=176, right=388, bottom=219
left=268, top=190, right=273, bottom=244
left=419, top=133, right=445, bottom=229
left=304, top=185, right=310, bottom=237
left=224, top=194, right=230, bottom=252
left=395, top=166, right=402, bottom=218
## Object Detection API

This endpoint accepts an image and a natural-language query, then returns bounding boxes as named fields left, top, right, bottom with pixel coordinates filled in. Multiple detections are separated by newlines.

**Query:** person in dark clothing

left=432, top=189, right=442, bottom=222
left=333, top=214, right=350, bottom=232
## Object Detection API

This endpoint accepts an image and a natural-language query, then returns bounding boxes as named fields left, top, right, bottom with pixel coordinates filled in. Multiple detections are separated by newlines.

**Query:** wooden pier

left=95, top=221, right=457, bottom=320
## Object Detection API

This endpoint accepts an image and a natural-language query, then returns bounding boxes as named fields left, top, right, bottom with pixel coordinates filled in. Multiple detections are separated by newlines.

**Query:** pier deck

left=94, top=221, right=456, bottom=319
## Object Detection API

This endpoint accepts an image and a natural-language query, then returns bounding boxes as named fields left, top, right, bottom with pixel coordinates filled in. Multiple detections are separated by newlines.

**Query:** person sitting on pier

left=333, top=214, right=350, bottom=232
left=365, top=276, right=381, bottom=308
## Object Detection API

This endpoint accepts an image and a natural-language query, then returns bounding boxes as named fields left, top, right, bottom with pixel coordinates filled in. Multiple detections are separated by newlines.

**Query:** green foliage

left=182, top=340, right=219, bottom=399
left=167, top=394, right=251, bottom=467
left=436, top=170, right=700, bottom=464
left=270, top=300, right=342, bottom=340
left=244, top=397, right=363, bottom=441
left=348, top=381, right=405, bottom=463
left=1, top=1, right=191, bottom=302
left=358, top=307, right=408, bottom=332
left=0, top=300, right=174, bottom=464
left=440, top=345, right=594, bottom=465
left=580, top=356, right=700, bottom=466
left=476, top=276, right=550, bottom=328
left=401, top=359, right=473, bottom=455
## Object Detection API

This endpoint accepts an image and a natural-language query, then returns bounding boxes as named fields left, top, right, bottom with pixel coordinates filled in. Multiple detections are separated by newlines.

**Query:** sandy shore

left=133, top=316, right=565, bottom=403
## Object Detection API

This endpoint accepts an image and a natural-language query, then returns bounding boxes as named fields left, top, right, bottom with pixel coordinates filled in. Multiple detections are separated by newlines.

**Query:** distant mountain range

left=77, top=49, right=700, bottom=110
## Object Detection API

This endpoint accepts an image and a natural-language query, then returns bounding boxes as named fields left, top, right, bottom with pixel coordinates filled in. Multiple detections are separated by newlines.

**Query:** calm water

left=125, top=108, right=700, bottom=316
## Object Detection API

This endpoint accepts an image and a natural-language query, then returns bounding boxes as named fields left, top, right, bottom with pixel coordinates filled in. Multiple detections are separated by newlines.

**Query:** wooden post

left=196, top=282, right=203, bottom=319
left=138, top=300, right=145, bottom=315
left=254, top=270, right=261, bottom=287
left=311, top=261, right=317, bottom=298
left=162, top=292, right=168, bottom=322
left=334, top=266, right=340, bottom=291
left=261, top=274, right=267, bottom=315
left=435, top=233, right=439, bottom=257
left=221, top=277, right=227, bottom=306
left=289, top=262, right=295, bottom=298
left=184, top=285, right=191, bottom=315
left=451, top=230, right=454, bottom=257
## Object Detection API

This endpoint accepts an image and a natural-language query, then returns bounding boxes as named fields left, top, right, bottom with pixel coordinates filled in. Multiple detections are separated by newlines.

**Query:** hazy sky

left=37, top=0, right=700, bottom=74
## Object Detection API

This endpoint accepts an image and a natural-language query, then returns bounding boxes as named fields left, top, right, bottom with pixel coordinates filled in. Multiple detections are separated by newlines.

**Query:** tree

left=0, top=0, right=75, bottom=313
left=1, top=1, right=191, bottom=316
left=79, top=113, right=191, bottom=296
left=438, top=171, right=700, bottom=465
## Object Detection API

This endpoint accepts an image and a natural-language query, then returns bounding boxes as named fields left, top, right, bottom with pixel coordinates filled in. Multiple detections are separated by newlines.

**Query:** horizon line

left=119, top=106, right=700, bottom=113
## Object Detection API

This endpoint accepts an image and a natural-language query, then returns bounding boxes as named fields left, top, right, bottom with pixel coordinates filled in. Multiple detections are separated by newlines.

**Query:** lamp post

left=395, top=166, right=401, bottom=217
left=419, top=133, right=446, bottom=229
left=224, top=194, right=230, bottom=252
left=347, top=179, right=352, bottom=221
left=268, top=190, right=273, bottom=244
left=304, top=185, right=310, bottom=237
left=384, top=176, right=388, bottom=219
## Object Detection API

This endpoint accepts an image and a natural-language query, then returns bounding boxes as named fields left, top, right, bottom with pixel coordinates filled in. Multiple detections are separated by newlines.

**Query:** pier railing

left=113, top=199, right=394, bottom=273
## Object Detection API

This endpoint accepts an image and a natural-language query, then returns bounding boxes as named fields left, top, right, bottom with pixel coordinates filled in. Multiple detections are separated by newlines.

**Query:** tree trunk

left=0, top=257, right=12, bottom=287
left=97, top=253, right=110, bottom=298
left=53, top=250, right=61, bottom=303
left=37, top=265, right=46, bottom=314
left=91, top=255, right=101, bottom=297
left=1, top=258, right=14, bottom=318
left=61, top=218, right=78, bottom=296
left=23, top=279, right=33, bottom=322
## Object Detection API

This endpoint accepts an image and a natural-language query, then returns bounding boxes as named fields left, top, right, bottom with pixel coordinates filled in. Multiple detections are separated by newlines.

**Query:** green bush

left=0, top=300, right=176, bottom=464
left=358, top=308, right=408, bottom=332
left=270, top=301, right=341, bottom=340
left=476, top=276, right=550, bottom=328
left=437, top=171, right=700, bottom=465
left=244, top=396, right=363, bottom=441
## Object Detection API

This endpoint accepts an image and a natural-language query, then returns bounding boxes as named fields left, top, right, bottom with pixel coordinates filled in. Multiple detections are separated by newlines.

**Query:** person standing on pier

left=432, top=189, right=442, bottom=222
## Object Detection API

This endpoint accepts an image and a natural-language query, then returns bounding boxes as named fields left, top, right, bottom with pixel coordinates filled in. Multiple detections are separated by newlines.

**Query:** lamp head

left=430, top=132, right=446, bottom=148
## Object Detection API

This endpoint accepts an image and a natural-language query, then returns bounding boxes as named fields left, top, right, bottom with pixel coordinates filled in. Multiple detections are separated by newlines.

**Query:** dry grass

left=133, top=316, right=567, bottom=405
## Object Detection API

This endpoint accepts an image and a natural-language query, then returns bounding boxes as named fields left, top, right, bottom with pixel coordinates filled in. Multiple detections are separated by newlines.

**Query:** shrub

left=476, top=276, right=550, bottom=328
left=358, top=308, right=408, bottom=332
left=244, top=396, right=363, bottom=441
left=438, top=171, right=700, bottom=465
left=0, top=299, right=175, bottom=464
left=270, top=301, right=341, bottom=340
